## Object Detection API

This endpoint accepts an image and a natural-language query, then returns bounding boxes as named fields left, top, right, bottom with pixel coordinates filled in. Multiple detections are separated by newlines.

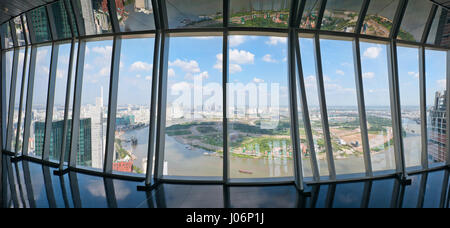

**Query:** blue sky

left=23, top=35, right=447, bottom=112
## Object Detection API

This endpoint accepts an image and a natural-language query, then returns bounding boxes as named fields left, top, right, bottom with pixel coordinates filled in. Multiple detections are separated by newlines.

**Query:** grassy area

left=166, top=130, right=191, bottom=136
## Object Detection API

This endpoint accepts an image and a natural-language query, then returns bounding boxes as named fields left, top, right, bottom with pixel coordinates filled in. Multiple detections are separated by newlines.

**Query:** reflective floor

left=1, top=155, right=449, bottom=208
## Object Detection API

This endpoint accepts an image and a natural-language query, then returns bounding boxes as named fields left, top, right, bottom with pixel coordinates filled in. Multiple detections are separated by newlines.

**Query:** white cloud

left=363, top=46, right=382, bottom=59
left=437, top=79, right=446, bottom=90
left=266, top=37, right=287, bottom=46
left=168, top=68, right=176, bottom=77
left=145, top=76, right=152, bottom=81
left=408, top=71, right=419, bottom=79
left=136, top=74, right=141, bottom=78
left=229, top=36, right=246, bottom=47
left=169, top=59, right=200, bottom=73
left=336, top=70, right=345, bottom=76
left=92, top=46, right=112, bottom=56
left=99, top=67, right=110, bottom=77
left=230, top=64, right=242, bottom=74
left=185, top=71, right=209, bottom=80
left=362, top=72, right=375, bottom=79
left=56, top=70, right=64, bottom=79
left=229, top=49, right=254, bottom=65
left=253, top=77, right=265, bottom=83
left=262, top=54, right=277, bottom=63
left=130, top=61, right=152, bottom=71
left=171, top=81, right=192, bottom=91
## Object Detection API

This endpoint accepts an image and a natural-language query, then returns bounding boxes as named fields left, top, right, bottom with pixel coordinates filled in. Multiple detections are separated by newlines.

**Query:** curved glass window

left=164, top=36, right=223, bottom=177
left=16, top=47, right=30, bottom=155
left=320, top=38, right=365, bottom=176
left=4, top=51, right=13, bottom=127
left=116, top=0, right=156, bottom=32
left=77, top=39, right=113, bottom=169
left=29, top=6, right=51, bottom=43
left=359, top=41, right=395, bottom=172
left=10, top=48, right=26, bottom=153
left=300, top=0, right=321, bottom=29
left=397, top=0, right=433, bottom=42
left=49, top=0, right=73, bottom=40
left=1, top=22, right=13, bottom=48
left=320, top=0, right=363, bottom=33
left=73, top=0, right=113, bottom=36
left=397, top=46, right=421, bottom=169
left=361, top=0, right=399, bottom=37
left=13, top=16, right=26, bottom=46
left=299, top=37, right=329, bottom=177
left=426, top=7, right=449, bottom=46
left=166, top=0, right=223, bottom=29
left=425, top=49, right=447, bottom=166
left=114, top=36, right=155, bottom=174
left=229, top=0, right=291, bottom=28
left=29, top=45, right=52, bottom=158
left=227, top=35, right=292, bottom=179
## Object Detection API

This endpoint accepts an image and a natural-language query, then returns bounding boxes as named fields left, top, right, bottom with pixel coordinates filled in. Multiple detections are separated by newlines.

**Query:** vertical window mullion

left=352, top=37, right=372, bottom=177
left=419, top=46, right=428, bottom=169
left=5, top=48, right=19, bottom=152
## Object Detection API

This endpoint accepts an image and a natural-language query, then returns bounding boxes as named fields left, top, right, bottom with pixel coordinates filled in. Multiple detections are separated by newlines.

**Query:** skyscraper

left=428, top=91, right=447, bottom=163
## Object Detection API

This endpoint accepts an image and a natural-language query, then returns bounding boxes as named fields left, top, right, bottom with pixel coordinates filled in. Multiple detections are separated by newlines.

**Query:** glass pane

left=426, top=7, right=448, bottom=46
left=296, top=69, right=312, bottom=178
left=320, top=38, right=365, bottom=176
left=300, top=0, right=321, bottom=29
left=227, top=35, right=293, bottom=178
left=425, top=49, right=447, bottom=166
left=361, top=0, right=399, bottom=37
left=16, top=47, right=31, bottom=155
left=114, top=37, right=155, bottom=174
left=165, top=36, right=223, bottom=177
left=320, top=0, right=363, bottom=33
left=359, top=42, right=395, bottom=172
left=65, top=0, right=79, bottom=37
left=29, top=46, right=52, bottom=158
left=397, top=46, right=421, bottom=169
left=74, top=0, right=113, bottom=36
left=299, top=37, right=329, bottom=177
left=229, top=0, right=291, bottom=28
left=13, top=17, right=26, bottom=46
left=397, top=0, right=433, bottom=42
left=166, top=0, right=223, bottom=29
left=47, top=43, right=72, bottom=162
left=78, top=39, right=113, bottom=168
left=4, top=51, right=13, bottom=133
left=1, top=22, right=13, bottom=48
left=22, top=15, right=31, bottom=44
left=50, top=0, right=73, bottom=40
left=10, top=48, right=25, bottom=153
left=29, top=6, right=52, bottom=43
left=117, top=0, right=155, bottom=32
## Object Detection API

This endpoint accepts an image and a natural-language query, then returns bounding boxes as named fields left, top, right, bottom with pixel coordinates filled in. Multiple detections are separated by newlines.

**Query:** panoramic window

left=49, top=0, right=73, bottom=40
left=320, top=0, right=363, bottom=33
left=299, top=0, right=321, bottom=29
left=298, top=37, right=329, bottom=177
left=397, top=46, right=421, bottom=169
left=320, top=38, right=365, bottom=176
left=116, top=0, right=155, bottom=32
left=425, top=49, right=447, bottom=166
left=359, top=41, right=395, bottom=172
left=77, top=39, right=113, bottom=169
left=10, top=48, right=26, bottom=153
left=73, top=0, right=113, bottom=36
left=164, top=36, right=223, bottom=177
left=16, top=48, right=30, bottom=155
left=229, top=0, right=291, bottom=28
left=114, top=36, right=155, bottom=175
left=397, top=0, right=433, bottom=42
left=361, top=0, right=399, bottom=37
left=29, top=45, right=52, bottom=158
left=227, top=35, right=292, bottom=179
left=13, top=16, right=26, bottom=46
left=166, top=0, right=223, bottom=29
left=29, top=6, right=52, bottom=43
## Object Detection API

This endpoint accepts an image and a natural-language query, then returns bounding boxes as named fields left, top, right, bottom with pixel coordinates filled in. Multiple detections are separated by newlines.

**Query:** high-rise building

left=428, top=91, right=447, bottom=163
left=34, top=118, right=92, bottom=166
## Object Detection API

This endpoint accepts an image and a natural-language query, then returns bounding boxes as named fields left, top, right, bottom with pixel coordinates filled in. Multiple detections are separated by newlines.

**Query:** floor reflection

left=1, top=155, right=449, bottom=208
